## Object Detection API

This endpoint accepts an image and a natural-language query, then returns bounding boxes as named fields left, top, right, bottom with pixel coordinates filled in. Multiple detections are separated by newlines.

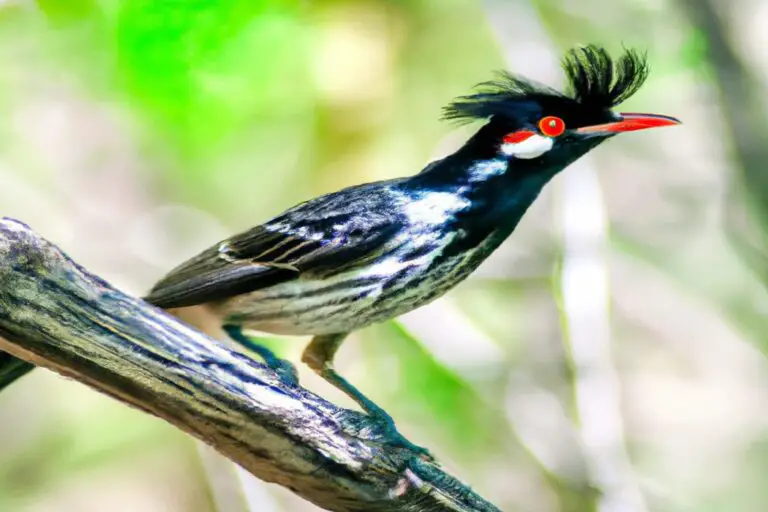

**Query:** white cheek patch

left=501, top=134, right=554, bottom=159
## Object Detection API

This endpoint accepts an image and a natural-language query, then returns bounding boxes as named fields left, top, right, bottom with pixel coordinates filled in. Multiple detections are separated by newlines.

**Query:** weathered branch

left=0, top=218, right=499, bottom=512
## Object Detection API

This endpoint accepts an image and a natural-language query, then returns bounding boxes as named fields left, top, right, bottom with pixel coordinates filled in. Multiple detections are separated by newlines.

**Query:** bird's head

left=444, top=45, right=680, bottom=169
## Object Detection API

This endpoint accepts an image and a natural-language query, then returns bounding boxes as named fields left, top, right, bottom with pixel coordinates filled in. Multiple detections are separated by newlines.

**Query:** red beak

left=575, top=113, right=681, bottom=135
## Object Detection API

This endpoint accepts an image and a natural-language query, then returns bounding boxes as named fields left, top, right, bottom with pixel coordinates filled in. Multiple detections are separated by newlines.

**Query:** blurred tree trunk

left=679, top=0, right=768, bottom=286
left=482, top=2, right=646, bottom=511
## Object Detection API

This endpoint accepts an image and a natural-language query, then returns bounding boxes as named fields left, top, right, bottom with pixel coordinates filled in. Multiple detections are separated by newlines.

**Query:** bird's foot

left=339, top=405, right=433, bottom=461
left=316, top=365, right=433, bottom=460
left=267, top=358, right=300, bottom=388
left=367, top=408, right=434, bottom=461
left=223, top=325, right=299, bottom=387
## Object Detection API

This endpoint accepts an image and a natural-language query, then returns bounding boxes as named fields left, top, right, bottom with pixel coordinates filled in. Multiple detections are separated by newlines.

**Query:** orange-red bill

left=575, top=113, right=681, bottom=134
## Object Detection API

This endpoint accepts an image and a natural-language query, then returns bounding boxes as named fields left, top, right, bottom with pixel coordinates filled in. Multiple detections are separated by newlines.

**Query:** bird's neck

left=410, top=150, right=558, bottom=226
left=403, top=145, right=562, bottom=259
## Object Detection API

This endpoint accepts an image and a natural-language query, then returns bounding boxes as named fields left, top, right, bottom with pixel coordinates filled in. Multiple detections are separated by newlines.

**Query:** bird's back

left=204, top=183, right=506, bottom=335
left=145, top=174, right=509, bottom=334
left=145, top=179, right=408, bottom=310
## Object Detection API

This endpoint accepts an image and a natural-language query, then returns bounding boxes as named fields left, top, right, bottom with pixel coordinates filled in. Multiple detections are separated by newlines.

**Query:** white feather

left=501, top=133, right=554, bottom=159
left=468, top=159, right=508, bottom=182
left=401, top=192, right=470, bottom=225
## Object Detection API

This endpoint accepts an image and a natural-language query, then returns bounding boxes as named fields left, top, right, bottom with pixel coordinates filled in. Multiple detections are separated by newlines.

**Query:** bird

left=0, top=45, right=680, bottom=452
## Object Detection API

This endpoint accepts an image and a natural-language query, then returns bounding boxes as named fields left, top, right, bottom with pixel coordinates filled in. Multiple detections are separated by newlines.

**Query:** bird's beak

left=575, top=113, right=681, bottom=135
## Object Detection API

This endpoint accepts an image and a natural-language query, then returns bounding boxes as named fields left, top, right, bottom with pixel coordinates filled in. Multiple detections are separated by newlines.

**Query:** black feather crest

left=443, top=45, right=649, bottom=124
left=563, top=45, right=649, bottom=107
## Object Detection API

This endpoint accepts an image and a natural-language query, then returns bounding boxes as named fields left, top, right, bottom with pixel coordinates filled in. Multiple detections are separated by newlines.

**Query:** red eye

left=538, top=116, right=565, bottom=137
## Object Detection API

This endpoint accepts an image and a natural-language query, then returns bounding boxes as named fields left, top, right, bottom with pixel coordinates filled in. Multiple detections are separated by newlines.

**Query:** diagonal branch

left=0, top=217, right=499, bottom=512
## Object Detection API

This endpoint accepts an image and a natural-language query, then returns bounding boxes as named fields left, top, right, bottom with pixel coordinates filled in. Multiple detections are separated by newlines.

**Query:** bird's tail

left=0, top=352, right=34, bottom=393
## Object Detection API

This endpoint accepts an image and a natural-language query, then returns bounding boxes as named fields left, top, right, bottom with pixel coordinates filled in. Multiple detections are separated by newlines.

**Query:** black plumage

left=0, top=46, right=679, bottom=454
left=146, top=181, right=407, bottom=311
left=443, top=44, right=649, bottom=129
left=148, top=45, right=655, bottom=316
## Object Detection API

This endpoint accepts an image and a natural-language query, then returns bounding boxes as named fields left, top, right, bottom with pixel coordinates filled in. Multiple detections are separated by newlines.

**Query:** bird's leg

left=302, top=333, right=430, bottom=457
left=302, top=333, right=392, bottom=420
left=223, top=325, right=299, bottom=387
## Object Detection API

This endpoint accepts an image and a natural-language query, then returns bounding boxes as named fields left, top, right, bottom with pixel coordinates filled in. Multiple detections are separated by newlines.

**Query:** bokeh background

left=1, top=0, right=767, bottom=511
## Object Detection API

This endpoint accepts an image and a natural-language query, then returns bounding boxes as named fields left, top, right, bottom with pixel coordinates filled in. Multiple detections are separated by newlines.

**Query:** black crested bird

left=0, top=45, right=679, bottom=452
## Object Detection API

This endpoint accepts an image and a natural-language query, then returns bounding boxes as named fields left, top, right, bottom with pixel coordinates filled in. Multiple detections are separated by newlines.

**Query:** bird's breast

left=216, top=189, right=512, bottom=335
left=216, top=228, right=496, bottom=336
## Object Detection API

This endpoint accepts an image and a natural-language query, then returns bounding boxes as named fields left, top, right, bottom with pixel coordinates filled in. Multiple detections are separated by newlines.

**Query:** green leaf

left=115, top=0, right=309, bottom=153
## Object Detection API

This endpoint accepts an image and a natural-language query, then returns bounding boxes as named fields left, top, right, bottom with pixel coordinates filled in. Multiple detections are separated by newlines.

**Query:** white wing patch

left=501, top=133, right=554, bottom=159
left=402, top=192, right=471, bottom=225
left=468, top=159, right=508, bottom=182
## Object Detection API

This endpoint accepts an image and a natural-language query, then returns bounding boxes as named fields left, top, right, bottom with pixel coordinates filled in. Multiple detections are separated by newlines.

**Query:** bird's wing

left=0, top=353, right=34, bottom=393
left=144, top=182, right=404, bottom=309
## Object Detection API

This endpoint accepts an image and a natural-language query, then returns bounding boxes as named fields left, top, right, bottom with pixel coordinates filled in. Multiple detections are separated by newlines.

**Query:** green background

left=1, top=0, right=766, bottom=511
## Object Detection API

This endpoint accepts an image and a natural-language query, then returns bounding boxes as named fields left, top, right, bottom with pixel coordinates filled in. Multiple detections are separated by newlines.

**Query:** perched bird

left=0, top=45, right=679, bottom=450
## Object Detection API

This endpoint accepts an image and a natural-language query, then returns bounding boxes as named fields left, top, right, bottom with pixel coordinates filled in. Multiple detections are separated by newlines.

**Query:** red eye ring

left=538, top=116, right=566, bottom=137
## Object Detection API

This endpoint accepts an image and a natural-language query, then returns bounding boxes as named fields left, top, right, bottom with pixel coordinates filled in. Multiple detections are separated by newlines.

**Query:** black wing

left=144, top=181, right=405, bottom=309
left=0, top=353, right=34, bottom=393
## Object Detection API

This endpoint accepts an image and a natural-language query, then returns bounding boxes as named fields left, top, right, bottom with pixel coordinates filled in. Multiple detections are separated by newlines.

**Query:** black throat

left=403, top=142, right=562, bottom=260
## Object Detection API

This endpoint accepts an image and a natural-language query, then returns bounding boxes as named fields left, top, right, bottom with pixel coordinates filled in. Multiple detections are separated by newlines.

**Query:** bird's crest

left=443, top=45, right=650, bottom=124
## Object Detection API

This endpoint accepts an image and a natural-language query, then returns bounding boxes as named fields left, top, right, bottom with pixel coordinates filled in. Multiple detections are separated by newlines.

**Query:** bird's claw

left=339, top=409, right=433, bottom=461
left=222, top=325, right=300, bottom=388
left=271, top=359, right=300, bottom=388
left=370, top=410, right=433, bottom=460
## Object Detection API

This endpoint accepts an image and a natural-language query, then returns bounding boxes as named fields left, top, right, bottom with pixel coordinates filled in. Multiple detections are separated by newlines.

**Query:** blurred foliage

left=1, top=0, right=768, bottom=511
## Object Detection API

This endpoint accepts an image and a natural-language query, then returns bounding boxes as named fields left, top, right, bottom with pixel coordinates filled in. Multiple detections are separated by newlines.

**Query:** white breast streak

left=501, top=133, right=554, bottom=159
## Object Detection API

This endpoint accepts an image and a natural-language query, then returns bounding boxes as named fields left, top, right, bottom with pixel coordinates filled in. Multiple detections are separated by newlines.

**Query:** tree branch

left=0, top=217, right=499, bottom=512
